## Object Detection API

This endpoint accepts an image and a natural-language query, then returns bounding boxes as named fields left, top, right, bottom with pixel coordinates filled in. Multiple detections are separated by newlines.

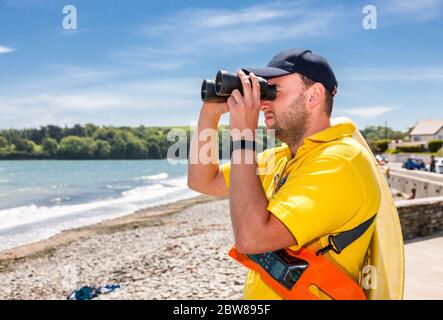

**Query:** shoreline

left=0, top=194, right=221, bottom=266
left=0, top=195, right=245, bottom=300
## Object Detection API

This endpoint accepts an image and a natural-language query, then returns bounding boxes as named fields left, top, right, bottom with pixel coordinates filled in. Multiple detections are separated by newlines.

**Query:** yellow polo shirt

left=220, top=122, right=381, bottom=299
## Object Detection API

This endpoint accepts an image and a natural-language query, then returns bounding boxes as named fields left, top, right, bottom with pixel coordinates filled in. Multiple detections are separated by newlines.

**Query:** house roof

left=410, top=120, right=443, bottom=136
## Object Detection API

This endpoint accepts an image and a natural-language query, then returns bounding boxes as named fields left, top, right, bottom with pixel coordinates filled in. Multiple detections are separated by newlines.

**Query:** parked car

left=403, top=158, right=426, bottom=170
left=435, top=157, right=443, bottom=174
left=375, top=154, right=388, bottom=165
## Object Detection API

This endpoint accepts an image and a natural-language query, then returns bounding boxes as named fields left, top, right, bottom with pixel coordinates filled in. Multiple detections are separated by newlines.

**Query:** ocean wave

left=0, top=175, right=196, bottom=251
left=50, top=196, right=71, bottom=203
left=135, top=172, right=168, bottom=181
left=51, top=184, right=69, bottom=189
left=106, top=184, right=133, bottom=190
left=0, top=179, right=9, bottom=184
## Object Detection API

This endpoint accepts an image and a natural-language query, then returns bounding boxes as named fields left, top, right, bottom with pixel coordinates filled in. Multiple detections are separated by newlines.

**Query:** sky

left=0, top=0, right=442, bottom=131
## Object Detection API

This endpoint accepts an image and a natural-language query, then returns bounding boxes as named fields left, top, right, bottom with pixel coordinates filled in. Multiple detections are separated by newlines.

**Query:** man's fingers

left=227, top=96, right=236, bottom=109
left=237, top=69, right=251, bottom=105
left=249, top=72, right=261, bottom=105
left=231, top=89, right=244, bottom=107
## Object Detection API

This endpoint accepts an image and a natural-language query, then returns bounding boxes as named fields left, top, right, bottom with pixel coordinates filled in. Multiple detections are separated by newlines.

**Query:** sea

left=0, top=160, right=198, bottom=252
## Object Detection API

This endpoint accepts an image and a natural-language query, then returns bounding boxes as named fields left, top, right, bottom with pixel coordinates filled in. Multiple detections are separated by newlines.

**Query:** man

left=188, top=48, right=381, bottom=299
left=430, top=155, right=436, bottom=173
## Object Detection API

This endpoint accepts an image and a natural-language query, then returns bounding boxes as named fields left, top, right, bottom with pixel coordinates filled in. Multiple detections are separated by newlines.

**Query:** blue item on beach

left=97, top=284, right=121, bottom=294
left=67, top=284, right=121, bottom=300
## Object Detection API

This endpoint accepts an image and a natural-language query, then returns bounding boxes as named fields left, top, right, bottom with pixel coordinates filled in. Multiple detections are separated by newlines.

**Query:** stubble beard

left=268, top=94, right=310, bottom=146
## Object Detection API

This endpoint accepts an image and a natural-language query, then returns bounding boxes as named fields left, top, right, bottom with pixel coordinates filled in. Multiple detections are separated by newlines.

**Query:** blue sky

left=0, top=0, right=442, bottom=131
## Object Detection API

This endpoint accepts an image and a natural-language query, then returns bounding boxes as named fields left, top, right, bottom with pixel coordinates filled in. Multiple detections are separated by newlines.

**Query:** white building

left=409, top=120, right=443, bottom=142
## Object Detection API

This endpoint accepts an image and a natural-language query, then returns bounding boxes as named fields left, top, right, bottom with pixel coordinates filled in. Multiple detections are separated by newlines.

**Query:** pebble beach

left=0, top=195, right=246, bottom=300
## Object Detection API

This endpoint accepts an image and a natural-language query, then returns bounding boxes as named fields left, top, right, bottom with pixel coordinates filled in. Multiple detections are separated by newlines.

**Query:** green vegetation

left=361, top=126, right=408, bottom=154
left=395, top=145, right=427, bottom=153
left=371, top=139, right=391, bottom=153
left=361, top=126, right=406, bottom=141
left=0, top=124, right=180, bottom=160
left=0, top=124, right=276, bottom=160
left=428, top=140, right=443, bottom=153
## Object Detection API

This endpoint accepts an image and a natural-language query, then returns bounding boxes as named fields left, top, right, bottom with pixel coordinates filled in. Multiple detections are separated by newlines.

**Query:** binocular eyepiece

left=201, top=70, right=276, bottom=102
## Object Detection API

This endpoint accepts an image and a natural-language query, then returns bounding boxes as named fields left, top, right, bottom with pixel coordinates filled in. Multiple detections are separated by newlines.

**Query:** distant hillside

left=360, top=126, right=406, bottom=141
left=0, top=124, right=272, bottom=160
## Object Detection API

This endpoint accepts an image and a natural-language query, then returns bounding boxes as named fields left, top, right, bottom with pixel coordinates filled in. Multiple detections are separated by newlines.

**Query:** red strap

left=229, top=246, right=366, bottom=300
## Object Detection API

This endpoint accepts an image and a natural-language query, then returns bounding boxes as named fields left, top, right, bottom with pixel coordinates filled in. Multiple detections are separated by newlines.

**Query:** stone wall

left=396, top=196, right=443, bottom=240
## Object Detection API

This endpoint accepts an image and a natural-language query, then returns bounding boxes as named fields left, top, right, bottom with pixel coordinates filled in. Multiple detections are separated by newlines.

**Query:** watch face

left=231, top=139, right=256, bottom=152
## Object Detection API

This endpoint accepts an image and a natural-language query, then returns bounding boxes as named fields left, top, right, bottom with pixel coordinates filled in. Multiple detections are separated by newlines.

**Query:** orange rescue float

left=229, top=246, right=367, bottom=300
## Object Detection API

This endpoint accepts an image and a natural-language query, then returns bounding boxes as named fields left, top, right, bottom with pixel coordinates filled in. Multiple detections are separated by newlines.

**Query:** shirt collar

left=305, top=122, right=356, bottom=143
left=281, top=122, right=356, bottom=161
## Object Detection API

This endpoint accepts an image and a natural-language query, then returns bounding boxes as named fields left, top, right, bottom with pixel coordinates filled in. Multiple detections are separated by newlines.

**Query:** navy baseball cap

left=243, top=48, right=338, bottom=97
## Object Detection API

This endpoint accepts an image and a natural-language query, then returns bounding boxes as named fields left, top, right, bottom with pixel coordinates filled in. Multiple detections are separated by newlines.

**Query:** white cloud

left=120, top=2, right=342, bottom=70
left=0, top=76, right=202, bottom=128
left=379, top=0, right=443, bottom=23
left=340, top=67, right=443, bottom=82
left=0, top=45, right=14, bottom=54
left=182, top=5, right=295, bottom=29
left=385, top=0, right=442, bottom=14
left=140, top=3, right=299, bottom=35
left=11, top=93, right=125, bottom=110
left=341, top=106, right=397, bottom=119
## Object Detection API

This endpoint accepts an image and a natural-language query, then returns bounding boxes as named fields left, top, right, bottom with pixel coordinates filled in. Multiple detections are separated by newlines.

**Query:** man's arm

left=229, top=148, right=297, bottom=254
left=187, top=102, right=228, bottom=197
left=226, top=70, right=297, bottom=254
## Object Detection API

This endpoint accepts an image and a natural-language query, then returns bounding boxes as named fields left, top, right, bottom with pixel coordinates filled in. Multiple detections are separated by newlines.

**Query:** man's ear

left=307, top=83, right=324, bottom=110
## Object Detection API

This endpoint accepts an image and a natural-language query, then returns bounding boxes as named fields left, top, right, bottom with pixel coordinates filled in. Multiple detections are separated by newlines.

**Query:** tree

left=30, top=127, right=47, bottom=144
left=126, top=136, right=147, bottom=159
left=110, top=138, right=127, bottom=159
left=42, top=137, right=58, bottom=157
left=84, top=123, right=98, bottom=137
left=46, top=125, right=63, bottom=142
left=147, top=142, right=161, bottom=159
left=58, top=136, right=94, bottom=159
left=428, top=140, right=443, bottom=153
left=0, top=136, right=8, bottom=149
left=14, top=139, right=36, bottom=153
left=0, top=124, right=198, bottom=160
left=93, top=127, right=115, bottom=141
left=373, top=139, right=391, bottom=153
left=361, top=126, right=406, bottom=141
left=73, top=124, right=87, bottom=137
left=94, top=140, right=111, bottom=159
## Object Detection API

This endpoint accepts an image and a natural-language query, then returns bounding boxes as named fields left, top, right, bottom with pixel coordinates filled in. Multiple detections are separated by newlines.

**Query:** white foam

left=135, top=172, right=168, bottom=181
left=50, top=196, right=70, bottom=203
left=0, top=175, right=198, bottom=252
left=51, top=184, right=68, bottom=189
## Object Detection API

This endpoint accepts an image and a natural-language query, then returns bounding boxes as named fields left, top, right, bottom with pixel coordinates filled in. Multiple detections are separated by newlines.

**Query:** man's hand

left=228, top=70, right=261, bottom=140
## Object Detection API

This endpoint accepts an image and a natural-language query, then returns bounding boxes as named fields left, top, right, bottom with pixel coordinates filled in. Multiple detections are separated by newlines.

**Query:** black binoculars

left=201, top=70, right=277, bottom=102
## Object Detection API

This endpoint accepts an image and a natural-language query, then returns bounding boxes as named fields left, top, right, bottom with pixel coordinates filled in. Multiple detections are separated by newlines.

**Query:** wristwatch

left=231, top=139, right=256, bottom=152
